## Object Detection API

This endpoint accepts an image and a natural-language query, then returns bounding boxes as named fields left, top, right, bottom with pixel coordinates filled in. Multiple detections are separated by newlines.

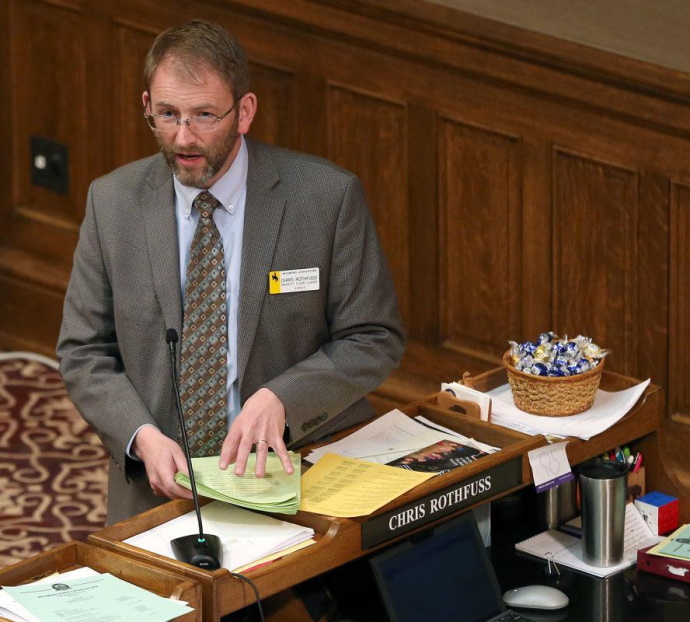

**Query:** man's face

left=144, top=61, right=241, bottom=188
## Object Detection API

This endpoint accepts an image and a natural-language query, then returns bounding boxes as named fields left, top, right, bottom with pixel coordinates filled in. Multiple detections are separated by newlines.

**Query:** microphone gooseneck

left=166, top=328, right=222, bottom=570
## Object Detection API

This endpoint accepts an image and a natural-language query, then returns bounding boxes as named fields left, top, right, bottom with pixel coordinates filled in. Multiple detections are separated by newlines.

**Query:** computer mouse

left=503, top=585, right=569, bottom=610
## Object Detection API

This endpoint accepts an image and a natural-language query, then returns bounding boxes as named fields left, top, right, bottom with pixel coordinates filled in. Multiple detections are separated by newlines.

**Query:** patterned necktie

left=179, top=191, right=228, bottom=457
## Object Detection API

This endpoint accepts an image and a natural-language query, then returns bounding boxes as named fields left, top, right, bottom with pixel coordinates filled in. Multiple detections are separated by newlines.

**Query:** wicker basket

left=503, top=351, right=604, bottom=416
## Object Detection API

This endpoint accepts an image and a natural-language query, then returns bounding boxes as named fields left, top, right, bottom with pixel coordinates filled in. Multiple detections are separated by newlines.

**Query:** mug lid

left=579, top=460, right=629, bottom=479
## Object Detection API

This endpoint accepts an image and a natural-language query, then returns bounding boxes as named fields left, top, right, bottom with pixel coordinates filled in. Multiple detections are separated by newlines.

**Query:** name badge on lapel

left=269, top=267, right=320, bottom=294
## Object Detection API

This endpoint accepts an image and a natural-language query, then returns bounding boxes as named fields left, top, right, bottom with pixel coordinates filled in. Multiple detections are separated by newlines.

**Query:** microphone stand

left=166, top=328, right=222, bottom=570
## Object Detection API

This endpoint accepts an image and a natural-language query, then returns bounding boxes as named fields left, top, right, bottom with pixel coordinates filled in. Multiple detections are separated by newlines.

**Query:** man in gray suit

left=57, top=20, right=404, bottom=524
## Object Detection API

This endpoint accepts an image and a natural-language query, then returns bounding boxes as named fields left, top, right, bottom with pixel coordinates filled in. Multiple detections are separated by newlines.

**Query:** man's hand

left=132, top=425, right=193, bottom=500
left=219, top=388, right=294, bottom=478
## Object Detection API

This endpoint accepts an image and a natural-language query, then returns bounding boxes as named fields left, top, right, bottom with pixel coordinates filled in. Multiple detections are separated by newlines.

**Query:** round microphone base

left=171, top=533, right=223, bottom=570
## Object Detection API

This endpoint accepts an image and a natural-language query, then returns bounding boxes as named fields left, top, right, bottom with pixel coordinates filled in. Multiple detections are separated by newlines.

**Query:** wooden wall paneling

left=636, top=173, right=670, bottom=391
left=406, top=104, right=439, bottom=344
left=0, top=269, right=69, bottom=354
left=520, top=137, right=553, bottom=340
left=11, top=0, right=88, bottom=258
left=669, top=183, right=690, bottom=421
left=81, top=9, right=116, bottom=210
left=552, top=148, right=638, bottom=377
left=0, top=0, right=11, bottom=245
left=248, top=62, right=299, bottom=151
left=325, top=84, right=410, bottom=325
left=438, top=116, right=522, bottom=362
left=113, top=20, right=160, bottom=168
left=293, top=73, right=327, bottom=159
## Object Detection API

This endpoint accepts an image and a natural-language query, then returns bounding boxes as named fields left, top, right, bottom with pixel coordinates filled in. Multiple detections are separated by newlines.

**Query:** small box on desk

left=637, top=545, right=690, bottom=584
left=0, top=541, right=201, bottom=621
left=635, top=491, right=679, bottom=536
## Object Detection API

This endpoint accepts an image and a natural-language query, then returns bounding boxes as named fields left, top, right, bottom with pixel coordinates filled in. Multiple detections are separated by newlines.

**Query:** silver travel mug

left=580, top=461, right=628, bottom=567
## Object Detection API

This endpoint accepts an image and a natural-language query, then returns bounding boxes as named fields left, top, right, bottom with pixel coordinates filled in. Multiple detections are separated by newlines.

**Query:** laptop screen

left=369, top=511, right=505, bottom=622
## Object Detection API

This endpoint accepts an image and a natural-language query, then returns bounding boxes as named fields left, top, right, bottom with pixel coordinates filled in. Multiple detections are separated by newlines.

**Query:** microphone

left=165, top=328, right=222, bottom=570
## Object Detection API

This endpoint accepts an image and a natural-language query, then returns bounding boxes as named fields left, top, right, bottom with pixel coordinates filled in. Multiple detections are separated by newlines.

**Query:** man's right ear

left=142, top=91, right=150, bottom=109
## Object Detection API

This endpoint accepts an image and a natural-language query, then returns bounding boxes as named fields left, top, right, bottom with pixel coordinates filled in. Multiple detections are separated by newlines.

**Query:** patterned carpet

left=0, top=353, right=107, bottom=568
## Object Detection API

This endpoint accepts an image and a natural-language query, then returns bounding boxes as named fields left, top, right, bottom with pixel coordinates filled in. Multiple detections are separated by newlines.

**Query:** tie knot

left=193, top=192, right=221, bottom=220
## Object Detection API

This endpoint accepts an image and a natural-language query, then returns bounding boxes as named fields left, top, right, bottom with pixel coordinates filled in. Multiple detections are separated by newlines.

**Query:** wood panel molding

left=207, top=0, right=690, bottom=137
left=438, top=116, right=522, bottom=361
left=669, top=183, right=690, bottom=418
left=552, top=148, right=638, bottom=377
left=326, top=83, right=410, bottom=323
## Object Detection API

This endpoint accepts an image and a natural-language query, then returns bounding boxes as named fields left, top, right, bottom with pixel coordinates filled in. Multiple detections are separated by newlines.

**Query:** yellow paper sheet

left=300, top=453, right=434, bottom=517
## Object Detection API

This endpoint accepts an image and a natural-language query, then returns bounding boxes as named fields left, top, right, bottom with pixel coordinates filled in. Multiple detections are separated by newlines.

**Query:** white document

left=515, top=503, right=662, bottom=578
left=124, top=501, right=314, bottom=572
left=414, top=416, right=499, bottom=454
left=304, top=409, right=494, bottom=465
left=488, top=379, right=650, bottom=440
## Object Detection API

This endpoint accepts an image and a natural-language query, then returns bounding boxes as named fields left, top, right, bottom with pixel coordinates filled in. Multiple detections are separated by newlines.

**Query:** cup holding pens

left=579, top=461, right=629, bottom=567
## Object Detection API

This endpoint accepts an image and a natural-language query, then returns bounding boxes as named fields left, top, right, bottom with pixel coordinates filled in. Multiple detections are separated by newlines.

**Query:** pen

left=632, top=453, right=643, bottom=473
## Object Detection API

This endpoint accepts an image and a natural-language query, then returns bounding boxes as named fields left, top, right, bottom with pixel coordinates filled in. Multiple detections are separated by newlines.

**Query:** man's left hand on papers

left=219, top=387, right=294, bottom=477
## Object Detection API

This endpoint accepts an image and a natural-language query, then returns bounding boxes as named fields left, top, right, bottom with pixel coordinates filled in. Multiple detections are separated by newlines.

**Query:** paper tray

left=462, top=368, right=663, bottom=467
left=88, top=501, right=352, bottom=621
left=0, top=540, right=200, bottom=622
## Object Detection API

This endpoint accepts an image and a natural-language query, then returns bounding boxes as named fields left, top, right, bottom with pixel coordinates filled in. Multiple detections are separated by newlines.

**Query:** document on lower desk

left=0, top=568, right=100, bottom=622
left=2, top=573, right=192, bottom=622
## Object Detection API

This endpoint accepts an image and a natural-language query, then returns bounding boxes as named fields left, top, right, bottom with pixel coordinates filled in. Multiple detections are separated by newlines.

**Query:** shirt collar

left=174, top=135, right=248, bottom=218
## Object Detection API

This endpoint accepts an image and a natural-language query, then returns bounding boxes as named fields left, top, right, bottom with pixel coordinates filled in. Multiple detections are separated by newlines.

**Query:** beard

left=157, top=115, right=239, bottom=188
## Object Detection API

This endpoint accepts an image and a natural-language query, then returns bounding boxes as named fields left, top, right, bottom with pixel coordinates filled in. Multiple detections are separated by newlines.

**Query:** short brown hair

left=144, top=19, right=250, bottom=99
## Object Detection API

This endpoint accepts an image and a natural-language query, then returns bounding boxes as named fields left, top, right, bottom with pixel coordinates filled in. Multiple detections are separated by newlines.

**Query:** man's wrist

left=128, top=423, right=159, bottom=461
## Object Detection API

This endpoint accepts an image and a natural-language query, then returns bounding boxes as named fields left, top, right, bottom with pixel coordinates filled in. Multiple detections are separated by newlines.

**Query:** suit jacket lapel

left=237, top=138, right=286, bottom=387
left=141, top=155, right=183, bottom=341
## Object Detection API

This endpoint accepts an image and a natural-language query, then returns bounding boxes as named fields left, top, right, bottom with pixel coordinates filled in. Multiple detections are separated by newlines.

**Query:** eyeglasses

left=144, top=97, right=242, bottom=133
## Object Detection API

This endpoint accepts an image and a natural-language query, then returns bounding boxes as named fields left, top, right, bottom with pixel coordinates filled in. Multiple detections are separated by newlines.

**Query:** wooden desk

left=88, top=370, right=675, bottom=621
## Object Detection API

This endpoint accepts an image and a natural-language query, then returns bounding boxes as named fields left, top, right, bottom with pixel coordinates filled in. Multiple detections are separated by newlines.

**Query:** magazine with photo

left=386, top=439, right=488, bottom=474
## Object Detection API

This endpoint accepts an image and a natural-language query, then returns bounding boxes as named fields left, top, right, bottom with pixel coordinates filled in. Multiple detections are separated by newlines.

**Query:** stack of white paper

left=305, top=409, right=497, bottom=465
left=488, top=379, right=650, bottom=439
left=124, top=501, right=314, bottom=572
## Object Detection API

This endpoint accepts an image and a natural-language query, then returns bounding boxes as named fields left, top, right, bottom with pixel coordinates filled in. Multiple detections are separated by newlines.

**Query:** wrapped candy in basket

left=503, top=332, right=609, bottom=416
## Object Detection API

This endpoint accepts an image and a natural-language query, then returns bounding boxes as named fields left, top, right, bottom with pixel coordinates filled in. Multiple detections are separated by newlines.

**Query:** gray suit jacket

left=57, top=137, right=404, bottom=523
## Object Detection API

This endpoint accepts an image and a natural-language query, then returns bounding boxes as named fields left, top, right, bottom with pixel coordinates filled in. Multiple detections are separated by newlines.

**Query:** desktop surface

left=491, top=493, right=690, bottom=622
left=492, top=548, right=690, bottom=622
